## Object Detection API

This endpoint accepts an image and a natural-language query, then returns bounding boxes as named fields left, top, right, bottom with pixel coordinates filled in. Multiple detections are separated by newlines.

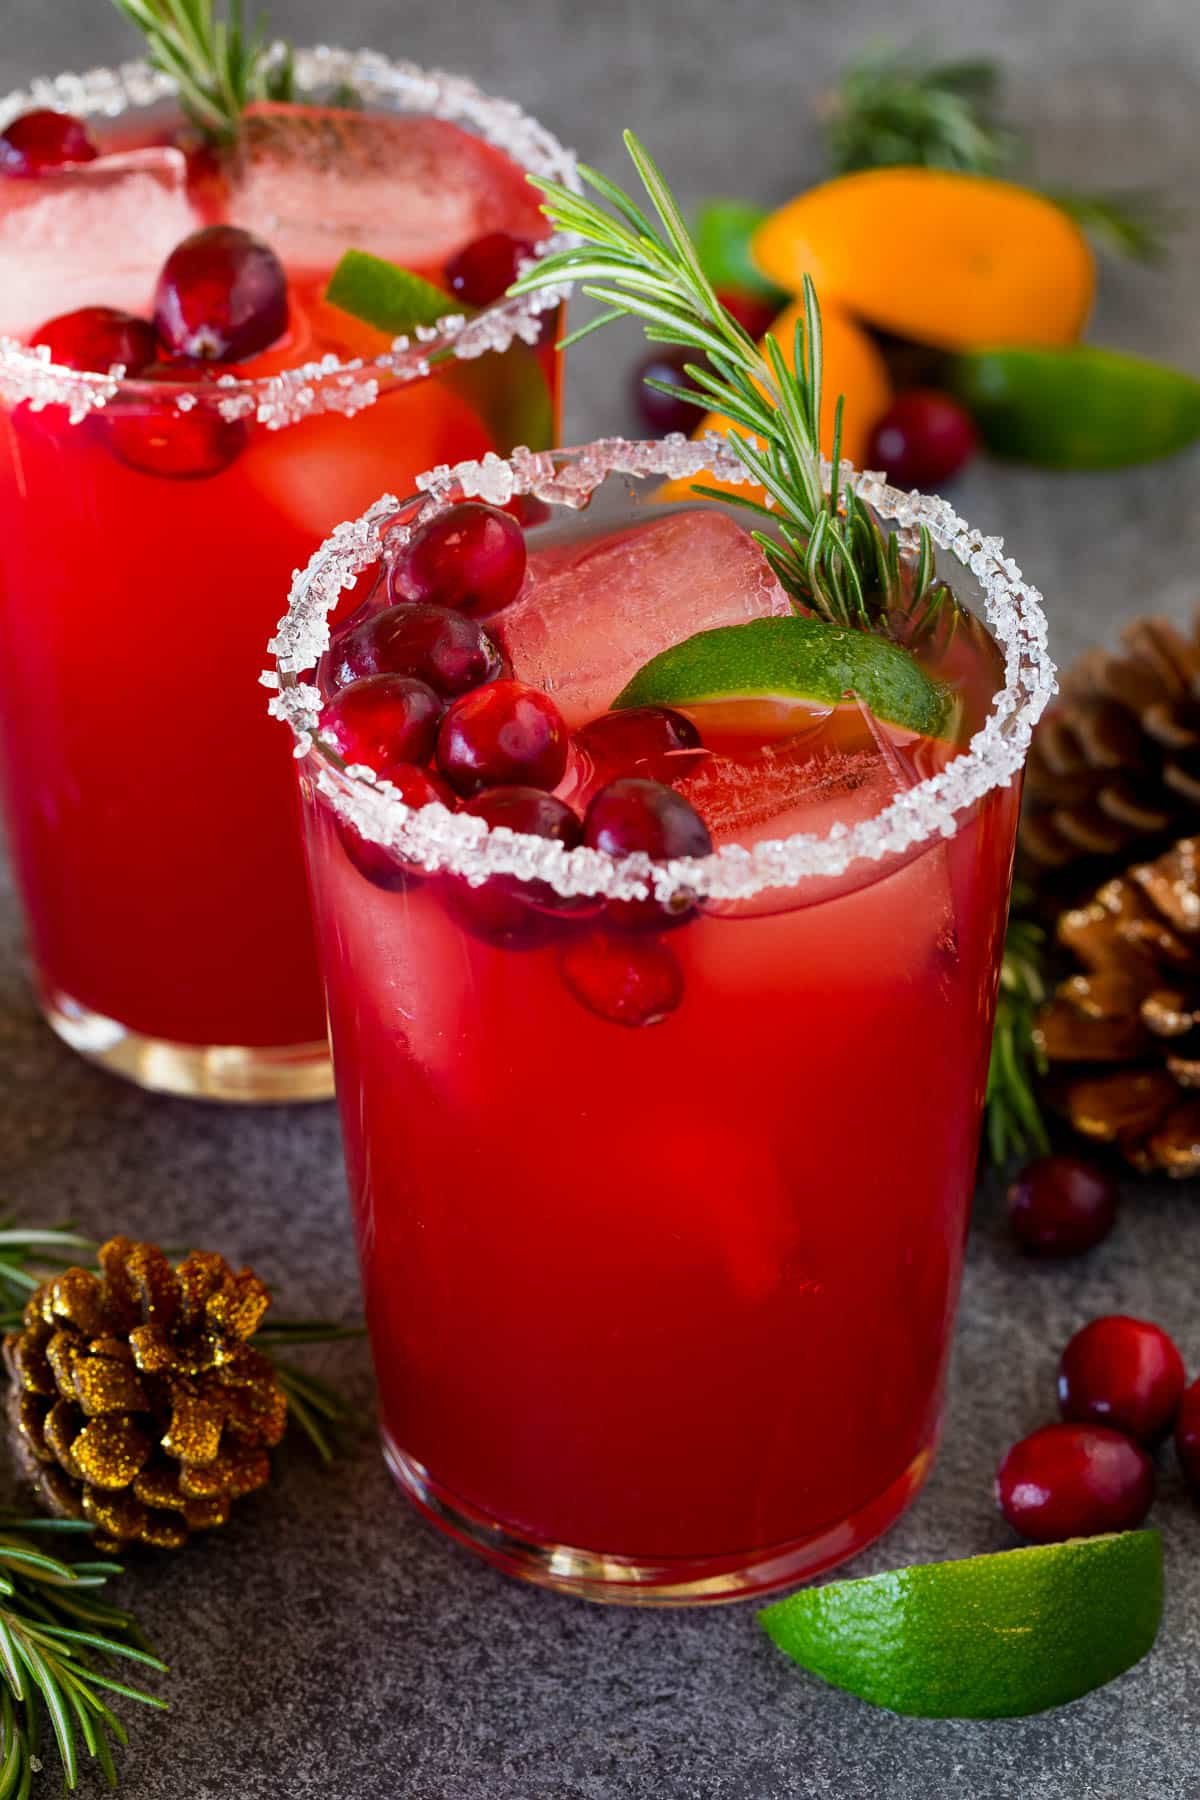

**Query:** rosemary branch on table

left=985, top=898, right=1051, bottom=1169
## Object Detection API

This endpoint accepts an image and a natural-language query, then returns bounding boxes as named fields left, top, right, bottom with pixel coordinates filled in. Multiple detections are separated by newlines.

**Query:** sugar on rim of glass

left=0, top=45, right=579, bottom=430
left=265, top=434, right=1057, bottom=906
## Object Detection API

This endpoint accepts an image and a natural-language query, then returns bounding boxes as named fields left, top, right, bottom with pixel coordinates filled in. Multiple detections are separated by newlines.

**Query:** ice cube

left=497, top=509, right=794, bottom=727
left=226, top=104, right=547, bottom=278
left=0, top=149, right=201, bottom=341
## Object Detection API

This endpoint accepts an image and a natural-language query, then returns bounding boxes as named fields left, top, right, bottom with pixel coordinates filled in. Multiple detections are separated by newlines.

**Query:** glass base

left=41, top=986, right=334, bottom=1104
left=383, top=1431, right=936, bottom=1606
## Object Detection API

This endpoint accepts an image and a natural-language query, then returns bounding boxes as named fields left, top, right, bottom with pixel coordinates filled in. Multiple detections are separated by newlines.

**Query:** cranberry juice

left=288, top=482, right=1028, bottom=1600
left=0, top=79, right=563, bottom=1088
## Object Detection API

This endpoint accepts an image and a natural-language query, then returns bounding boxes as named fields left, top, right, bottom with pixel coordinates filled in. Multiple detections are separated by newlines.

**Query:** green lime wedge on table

left=759, top=1530, right=1163, bottom=1719
left=613, top=616, right=949, bottom=739
left=326, top=249, right=461, bottom=335
left=953, top=345, right=1200, bottom=469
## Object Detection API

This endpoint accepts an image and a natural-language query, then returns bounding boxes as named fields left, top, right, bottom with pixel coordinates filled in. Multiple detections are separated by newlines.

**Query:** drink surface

left=302, top=495, right=1019, bottom=1584
left=0, top=96, right=559, bottom=1052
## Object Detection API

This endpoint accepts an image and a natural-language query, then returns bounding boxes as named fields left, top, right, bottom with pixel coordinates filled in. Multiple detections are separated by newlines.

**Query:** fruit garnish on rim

left=759, top=1531, right=1163, bottom=1718
left=511, top=131, right=974, bottom=729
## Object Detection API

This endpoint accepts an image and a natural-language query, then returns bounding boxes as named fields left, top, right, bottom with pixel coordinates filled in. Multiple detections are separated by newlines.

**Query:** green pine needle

left=985, top=895, right=1051, bottom=1167
left=513, top=131, right=940, bottom=633
left=1045, top=188, right=1179, bottom=267
left=109, top=0, right=286, bottom=142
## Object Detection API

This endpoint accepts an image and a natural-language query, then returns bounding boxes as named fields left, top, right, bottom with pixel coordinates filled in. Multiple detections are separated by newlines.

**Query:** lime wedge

left=613, top=617, right=948, bottom=738
left=326, top=250, right=462, bottom=335
left=759, top=1530, right=1163, bottom=1718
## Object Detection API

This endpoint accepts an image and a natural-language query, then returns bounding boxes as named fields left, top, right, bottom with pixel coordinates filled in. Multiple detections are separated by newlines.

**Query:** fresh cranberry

left=574, top=706, right=707, bottom=788
left=318, top=676, right=443, bottom=774
left=445, top=231, right=537, bottom=307
left=0, top=110, right=98, bottom=177
left=437, top=680, right=568, bottom=797
left=328, top=603, right=503, bottom=698
left=559, top=931, right=684, bottom=1028
left=995, top=1423, right=1154, bottom=1543
left=865, top=389, right=979, bottom=490
left=1006, top=1154, right=1119, bottom=1257
left=1174, top=1379, right=1200, bottom=1497
left=154, top=225, right=288, bottom=363
left=30, top=307, right=158, bottom=376
left=103, top=361, right=247, bottom=480
left=444, top=786, right=581, bottom=946
left=716, top=288, right=776, bottom=340
left=391, top=503, right=527, bottom=617
left=1058, top=1316, right=1185, bottom=1445
left=584, top=777, right=712, bottom=925
left=632, top=346, right=700, bottom=436
left=337, top=764, right=453, bottom=892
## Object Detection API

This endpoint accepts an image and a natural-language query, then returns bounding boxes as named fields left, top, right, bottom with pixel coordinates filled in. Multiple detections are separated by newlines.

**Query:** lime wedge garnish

left=613, top=616, right=948, bottom=738
left=759, top=1531, right=1163, bottom=1718
left=326, top=250, right=462, bottom=335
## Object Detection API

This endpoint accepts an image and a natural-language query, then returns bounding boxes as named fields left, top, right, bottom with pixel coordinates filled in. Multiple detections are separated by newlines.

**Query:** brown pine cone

left=1020, top=613, right=1200, bottom=891
left=1036, top=837, right=1200, bottom=1176
left=4, top=1237, right=287, bottom=1550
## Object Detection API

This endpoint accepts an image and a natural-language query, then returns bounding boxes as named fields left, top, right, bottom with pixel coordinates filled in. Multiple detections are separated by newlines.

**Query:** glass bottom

left=41, top=986, right=334, bottom=1104
left=383, top=1430, right=937, bottom=1606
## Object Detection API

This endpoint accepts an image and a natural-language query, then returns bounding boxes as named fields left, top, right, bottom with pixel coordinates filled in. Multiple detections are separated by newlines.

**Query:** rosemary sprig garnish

left=513, top=132, right=939, bottom=633
left=109, top=0, right=291, bottom=142
left=826, top=42, right=1175, bottom=265
left=985, top=895, right=1051, bottom=1167
left=0, top=1518, right=166, bottom=1794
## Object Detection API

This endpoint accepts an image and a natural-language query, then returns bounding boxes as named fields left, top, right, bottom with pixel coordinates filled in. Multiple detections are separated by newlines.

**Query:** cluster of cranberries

left=995, top=1313, right=1200, bottom=1543
left=3, top=108, right=537, bottom=481
left=321, top=501, right=713, bottom=1026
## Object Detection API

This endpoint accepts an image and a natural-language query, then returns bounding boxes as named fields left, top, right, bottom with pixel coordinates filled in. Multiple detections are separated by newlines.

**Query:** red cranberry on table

left=103, top=361, right=247, bottom=480
left=584, top=777, right=712, bottom=924
left=437, top=679, right=568, bottom=796
left=1006, top=1154, right=1119, bottom=1257
left=574, top=706, right=707, bottom=788
left=865, top=389, right=979, bottom=490
left=1058, top=1316, right=1185, bottom=1446
left=154, top=226, right=288, bottom=363
left=559, top=930, right=684, bottom=1028
left=318, top=676, right=443, bottom=774
left=30, top=307, right=159, bottom=377
left=445, top=232, right=537, bottom=307
left=632, top=347, right=701, bottom=437
left=444, top=786, right=582, bottom=946
left=1174, top=1379, right=1200, bottom=1497
left=337, top=763, right=453, bottom=892
left=328, top=603, right=503, bottom=698
left=0, top=110, right=98, bottom=176
left=391, top=502, right=527, bottom=617
left=995, top=1422, right=1155, bottom=1543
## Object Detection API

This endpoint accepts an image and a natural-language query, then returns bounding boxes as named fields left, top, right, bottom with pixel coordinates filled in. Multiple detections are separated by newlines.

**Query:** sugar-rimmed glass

left=0, top=49, right=576, bottom=1102
left=270, top=435, right=1055, bottom=1602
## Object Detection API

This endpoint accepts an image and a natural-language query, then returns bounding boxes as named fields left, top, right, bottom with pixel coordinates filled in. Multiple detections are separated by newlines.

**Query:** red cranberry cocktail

left=0, top=49, right=573, bottom=1100
left=270, top=438, right=1053, bottom=1602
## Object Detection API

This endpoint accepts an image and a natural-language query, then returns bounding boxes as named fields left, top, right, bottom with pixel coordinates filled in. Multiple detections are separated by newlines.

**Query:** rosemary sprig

left=109, top=0, right=290, bottom=142
left=0, top=1519, right=166, bottom=1794
left=826, top=42, right=1175, bottom=265
left=513, top=132, right=939, bottom=633
left=985, top=895, right=1051, bottom=1168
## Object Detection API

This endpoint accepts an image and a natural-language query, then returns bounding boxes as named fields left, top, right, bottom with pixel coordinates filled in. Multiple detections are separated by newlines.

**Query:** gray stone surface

left=3, top=1, right=1200, bottom=1795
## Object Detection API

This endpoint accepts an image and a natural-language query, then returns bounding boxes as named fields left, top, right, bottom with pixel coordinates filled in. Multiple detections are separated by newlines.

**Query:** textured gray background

left=4, top=2, right=1200, bottom=1796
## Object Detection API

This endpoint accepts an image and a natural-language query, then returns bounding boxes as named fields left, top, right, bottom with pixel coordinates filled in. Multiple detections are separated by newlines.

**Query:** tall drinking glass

left=271, top=437, right=1054, bottom=1602
left=0, top=49, right=574, bottom=1100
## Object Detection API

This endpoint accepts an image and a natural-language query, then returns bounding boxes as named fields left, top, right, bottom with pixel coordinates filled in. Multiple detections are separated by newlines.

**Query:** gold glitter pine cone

left=4, top=1237, right=288, bottom=1551
left=1020, top=612, right=1200, bottom=889
left=1036, top=837, right=1200, bottom=1176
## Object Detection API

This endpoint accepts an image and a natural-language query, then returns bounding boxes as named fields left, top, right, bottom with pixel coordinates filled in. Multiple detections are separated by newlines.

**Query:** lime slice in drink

left=759, top=1530, right=1163, bottom=1718
left=613, top=616, right=948, bottom=739
left=326, top=249, right=462, bottom=335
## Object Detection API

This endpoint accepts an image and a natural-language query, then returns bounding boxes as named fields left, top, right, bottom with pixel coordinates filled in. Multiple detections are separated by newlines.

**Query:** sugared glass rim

left=0, top=46, right=579, bottom=429
left=266, top=435, right=1057, bottom=906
